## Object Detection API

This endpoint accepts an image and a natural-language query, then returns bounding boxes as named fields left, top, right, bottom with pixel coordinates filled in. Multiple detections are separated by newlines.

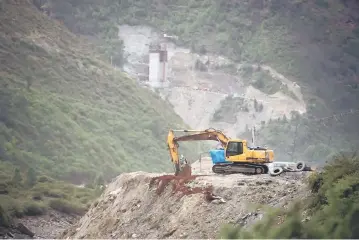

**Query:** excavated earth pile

left=61, top=169, right=310, bottom=239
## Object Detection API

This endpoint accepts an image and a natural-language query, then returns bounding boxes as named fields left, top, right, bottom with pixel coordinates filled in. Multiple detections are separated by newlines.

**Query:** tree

left=282, top=114, right=288, bottom=123
left=258, top=103, right=264, bottom=112
left=199, top=45, right=207, bottom=55
left=94, top=174, right=105, bottom=195
left=0, top=205, right=11, bottom=227
left=254, top=99, right=258, bottom=111
left=12, top=168, right=22, bottom=186
left=94, top=174, right=105, bottom=187
left=26, top=167, right=37, bottom=188
left=25, top=75, right=33, bottom=91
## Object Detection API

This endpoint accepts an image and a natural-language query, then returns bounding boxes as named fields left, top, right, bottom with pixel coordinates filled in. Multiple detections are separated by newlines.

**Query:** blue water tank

left=209, top=149, right=228, bottom=164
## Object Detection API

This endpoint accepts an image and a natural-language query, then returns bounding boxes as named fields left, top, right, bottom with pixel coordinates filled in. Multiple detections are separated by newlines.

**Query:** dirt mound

left=61, top=169, right=310, bottom=239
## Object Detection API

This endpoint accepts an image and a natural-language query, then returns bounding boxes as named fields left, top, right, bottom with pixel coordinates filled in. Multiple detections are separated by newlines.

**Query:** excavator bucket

left=178, top=163, right=192, bottom=177
left=174, top=163, right=192, bottom=177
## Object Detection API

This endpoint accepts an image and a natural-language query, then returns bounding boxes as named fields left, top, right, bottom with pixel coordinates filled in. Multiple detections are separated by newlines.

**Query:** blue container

left=209, top=149, right=228, bottom=164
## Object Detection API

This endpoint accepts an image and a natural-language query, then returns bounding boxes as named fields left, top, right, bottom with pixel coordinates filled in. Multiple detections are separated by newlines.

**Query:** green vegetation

left=2, top=0, right=358, bottom=225
left=33, top=0, right=125, bottom=67
left=0, top=162, right=99, bottom=219
left=45, top=0, right=359, bottom=162
left=220, top=153, right=359, bottom=238
left=213, top=63, right=238, bottom=75
left=0, top=1, right=197, bottom=219
left=212, top=95, right=249, bottom=124
left=241, top=110, right=357, bottom=166
left=212, top=95, right=265, bottom=124
left=80, top=0, right=358, bottom=115
left=238, top=66, right=282, bottom=95
left=238, top=65, right=298, bottom=100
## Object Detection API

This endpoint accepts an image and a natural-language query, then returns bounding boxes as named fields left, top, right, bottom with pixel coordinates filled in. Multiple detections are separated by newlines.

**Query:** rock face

left=61, top=159, right=310, bottom=239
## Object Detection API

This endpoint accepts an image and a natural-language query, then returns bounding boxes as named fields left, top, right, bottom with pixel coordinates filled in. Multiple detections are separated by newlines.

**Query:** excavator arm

left=167, top=128, right=230, bottom=175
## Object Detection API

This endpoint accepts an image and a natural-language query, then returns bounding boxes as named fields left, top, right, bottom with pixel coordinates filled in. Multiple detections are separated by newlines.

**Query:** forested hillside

left=0, top=0, right=194, bottom=217
left=220, top=152, right=359, bottom=239
left=45, top=0, right=359, bottom=163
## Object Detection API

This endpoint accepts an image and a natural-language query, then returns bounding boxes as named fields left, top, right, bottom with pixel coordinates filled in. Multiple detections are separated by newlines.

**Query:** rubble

left=0, top=210, right=80, bottom=239
left=0, top=223, right=34, bottom=239
left=61, top=159, right=311, bottom=239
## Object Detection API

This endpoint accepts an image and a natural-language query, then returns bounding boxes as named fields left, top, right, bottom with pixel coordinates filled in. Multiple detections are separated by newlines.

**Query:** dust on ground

left=61, top=158, right=311, bottom=239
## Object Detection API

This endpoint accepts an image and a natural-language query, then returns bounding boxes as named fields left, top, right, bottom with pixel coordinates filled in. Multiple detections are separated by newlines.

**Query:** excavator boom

left=167, top=128, right=229, bottom=175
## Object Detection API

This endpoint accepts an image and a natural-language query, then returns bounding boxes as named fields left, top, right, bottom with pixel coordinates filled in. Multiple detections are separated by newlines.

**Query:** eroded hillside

left=61, top=158, right=310, bottom=239
left=118, top=25, right=306, bottom=136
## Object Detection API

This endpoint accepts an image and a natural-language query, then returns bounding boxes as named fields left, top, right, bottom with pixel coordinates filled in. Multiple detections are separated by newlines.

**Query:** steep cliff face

left=61, top=159, right=310, bottom=239
left=118, top=25, right=306, bottom=137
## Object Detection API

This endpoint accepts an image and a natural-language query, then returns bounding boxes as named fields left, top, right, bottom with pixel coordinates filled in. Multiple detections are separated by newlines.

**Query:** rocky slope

left=118, top=24, right=306, bottom=136
left=0, top=210, right=78, bottom=239
left=61, top=158, right=310, bottom=239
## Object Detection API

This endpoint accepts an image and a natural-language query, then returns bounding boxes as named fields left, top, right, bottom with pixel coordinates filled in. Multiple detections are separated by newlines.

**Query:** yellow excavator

left=167, top=128, right=274, bottom=176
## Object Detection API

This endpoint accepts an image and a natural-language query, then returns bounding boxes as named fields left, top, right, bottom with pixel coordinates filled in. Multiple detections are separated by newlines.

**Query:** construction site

left=61, top=162, right=311, bottom=239
left=58, top=28, right=315, bottom=239
left=2, top=0, right=359, bottom=239
left=60, top=128, right=314, bottom=239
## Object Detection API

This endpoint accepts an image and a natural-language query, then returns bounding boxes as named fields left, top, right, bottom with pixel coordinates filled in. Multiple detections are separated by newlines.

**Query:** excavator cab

left=210, top=140, right=245, bottom=164
left=225, top=141, right=244, bottom=157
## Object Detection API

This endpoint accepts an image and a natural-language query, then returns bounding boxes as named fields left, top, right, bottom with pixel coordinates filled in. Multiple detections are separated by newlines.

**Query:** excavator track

left=212, top=163, right=269, bottom=175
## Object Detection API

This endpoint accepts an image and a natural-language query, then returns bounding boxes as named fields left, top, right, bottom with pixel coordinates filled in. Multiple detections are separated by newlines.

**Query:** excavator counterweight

left=167, top=128, right=274, bottom=176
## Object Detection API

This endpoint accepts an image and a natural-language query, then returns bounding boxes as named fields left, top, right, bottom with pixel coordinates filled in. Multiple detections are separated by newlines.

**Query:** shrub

left=32, top=192, right=43, bottom=201
left=219, top=154, right=359, bottom=239
left=0, top=205, right=11, bottom=227
left=44, top=190, right=66, bottom=198
left=22, top=202, right=47, bottom=216
left=49, top=199, right=87, bottom=215
left=38, top=175, right=54, bottom=183
left=0, top=196, right=24, bottom=218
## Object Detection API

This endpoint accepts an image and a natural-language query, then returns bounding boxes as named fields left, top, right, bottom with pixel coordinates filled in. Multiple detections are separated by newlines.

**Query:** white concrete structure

left=148, top=42, right=168, bottom=85
left=149, top=52, right=160, bottom=82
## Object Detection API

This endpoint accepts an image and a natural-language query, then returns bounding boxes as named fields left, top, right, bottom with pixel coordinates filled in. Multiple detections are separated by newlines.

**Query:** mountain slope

left=111, top=0, right=359, bottom=117
left=0, top=0, right=194, bottom=185
left=46, top=0, right=359, bottom=165
left=116, top=24, right=307, bottom=137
